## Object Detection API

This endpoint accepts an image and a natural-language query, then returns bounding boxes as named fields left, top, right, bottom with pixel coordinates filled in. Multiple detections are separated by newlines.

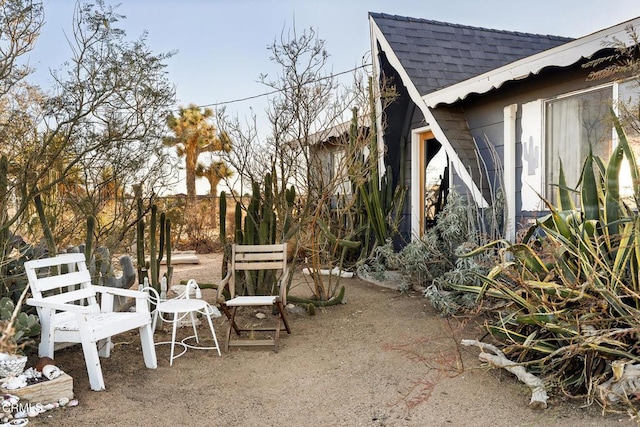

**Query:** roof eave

left=370, top=15, right=489, bottom=208
left=423, top=16, right=640, bottom=107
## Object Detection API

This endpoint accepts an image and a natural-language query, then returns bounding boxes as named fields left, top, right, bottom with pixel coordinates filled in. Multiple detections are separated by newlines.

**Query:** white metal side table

left=154, top=298, right=221, bottom=366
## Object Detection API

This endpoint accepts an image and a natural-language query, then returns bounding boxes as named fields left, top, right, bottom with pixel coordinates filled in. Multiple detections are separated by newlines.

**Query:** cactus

left=136, top=198, right=148, bottom=286
left=149, top=204, right=158, bottom=293
left=0, top=297, right=40, bottom=348
left=0, top=155, right=8, bottom=264
left=287, top=285, right=345, bottom=307
left=134, top=201, right=173, bottom=295
left=219, top=191, right=230, bottom=278
left=231, top=173, right=297, bottom=296
left=66, top=242, right=136, bottom=290
left=164, top=218, right=173, bottom=286
left=234, top=202, right=243, bottom=244
left=219, top=191, right=227, bottom=242
left=345, top=103, right=406, bottom=254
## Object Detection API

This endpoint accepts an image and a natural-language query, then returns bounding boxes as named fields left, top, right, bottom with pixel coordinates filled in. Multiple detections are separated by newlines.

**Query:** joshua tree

left=195, top=159, right=234, bottom=227
left=165, top=105, right=232, bottom=204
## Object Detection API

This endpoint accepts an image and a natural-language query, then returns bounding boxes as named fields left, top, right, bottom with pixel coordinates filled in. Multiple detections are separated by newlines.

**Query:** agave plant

left=458, top=114, right=640, bottom=406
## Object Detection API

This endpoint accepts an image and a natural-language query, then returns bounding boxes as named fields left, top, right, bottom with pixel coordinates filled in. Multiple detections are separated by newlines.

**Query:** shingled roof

left=369, top=13, right=574, bottom=96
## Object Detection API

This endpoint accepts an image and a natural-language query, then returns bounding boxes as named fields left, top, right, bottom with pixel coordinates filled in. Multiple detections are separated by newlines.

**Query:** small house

left=369, top=13, right=640, bottom=242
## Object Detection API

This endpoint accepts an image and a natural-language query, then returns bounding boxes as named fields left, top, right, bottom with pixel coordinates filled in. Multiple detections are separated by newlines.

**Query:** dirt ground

left=24, top=253, right=638, bottom=426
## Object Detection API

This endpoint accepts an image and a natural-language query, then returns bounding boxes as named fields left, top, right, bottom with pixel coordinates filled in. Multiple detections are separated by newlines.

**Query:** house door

left=419, top=131, right=448, bottom=233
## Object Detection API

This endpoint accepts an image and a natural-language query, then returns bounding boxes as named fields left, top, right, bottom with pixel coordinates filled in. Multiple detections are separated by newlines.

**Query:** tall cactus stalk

left=134, top=200, right=173, bottom=292
left=234, top=202, right=243, bottom=244
left=136, top=198, right=148, bottom=285
left=0, top=155, right=9, bottom=265
left=164, top=218, right=173, bottom=287
left=220, top=191, right=230, bottom=278
left=149, top=205, right=158, bottom=293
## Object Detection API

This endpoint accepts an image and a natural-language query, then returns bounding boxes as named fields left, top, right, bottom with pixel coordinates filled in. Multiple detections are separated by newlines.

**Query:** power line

left=195, top=63, right=371, bottom=109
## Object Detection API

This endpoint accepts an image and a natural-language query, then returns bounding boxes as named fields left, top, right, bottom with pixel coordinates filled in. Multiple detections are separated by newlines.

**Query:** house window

left=545, top=86, right=612, bottom=204
left=618, top=79, right=640, bottom=205
left=331, top=150, right=351, bottom=195
left=544, top=81, right=640, bottom=204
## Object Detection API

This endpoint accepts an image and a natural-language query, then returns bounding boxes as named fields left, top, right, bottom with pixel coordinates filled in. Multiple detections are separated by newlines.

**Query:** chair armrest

left=278, top=270, right=292, bottom=306
left=93, top=285, right=151, bottom=314
left=93, top=285, right=149, bottom=300
left=216, top=271, right=232, bottom=303
left=26, top=298, right=92, bottom=314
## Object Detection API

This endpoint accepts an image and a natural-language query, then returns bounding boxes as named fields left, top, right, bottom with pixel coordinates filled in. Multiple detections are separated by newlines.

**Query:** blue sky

left=26, top=0, right=640, bottom=193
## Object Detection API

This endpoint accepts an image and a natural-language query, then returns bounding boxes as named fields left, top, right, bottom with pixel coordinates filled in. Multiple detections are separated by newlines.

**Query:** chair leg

left=98, top=338, right=111, bottom=358
left=224, top=306, right=238, bottom=353
left=81, top=340, right=105, bottom=391
left=274, top=315, right=281, bottom=353
left=151, top=311, right=159, bottom=332
left=276, top=300, right=292, bottom=334
left=221, top=303, right=241, bottom=335
left=274, top=301, right=291, bottom=353
left=39, top=335, right=54, bottom=359
left=139, top=323, right=157, bottom=369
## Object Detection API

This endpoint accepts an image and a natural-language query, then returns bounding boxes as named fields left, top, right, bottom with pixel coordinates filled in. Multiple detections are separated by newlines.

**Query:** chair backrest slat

left=234, top=244, right=286, bottom=253
left=233, top=260, right=284, bottom=271
left=25, top=253, right=98, bottom=309
left=25, top=252, right=85, bottom=269
left=229, top=244, right=289, bottom=300
left=45, top=288, right=99, bottom=308
left=236, top=252, right=287, bottom=262
left=30, top=270, right=93, bottom=294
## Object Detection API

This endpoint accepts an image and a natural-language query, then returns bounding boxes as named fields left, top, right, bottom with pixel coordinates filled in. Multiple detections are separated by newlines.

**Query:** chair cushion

left=52, top=311, right=150, bottom=340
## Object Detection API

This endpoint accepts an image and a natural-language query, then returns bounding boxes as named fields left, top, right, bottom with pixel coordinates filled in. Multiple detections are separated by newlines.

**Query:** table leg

left=170, top=313, right=179, bottom=366
left=189, top=311, right=200, bottom=344
left=203, top=310, right=221, bottom=356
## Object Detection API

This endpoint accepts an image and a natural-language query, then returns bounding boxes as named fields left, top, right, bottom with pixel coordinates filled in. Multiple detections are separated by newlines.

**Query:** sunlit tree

left=196, top=159, right=234, bottom=197
left=165, top=105, right=232, bottom=204
left=196, top=159, right=233, bottom=227
left=0, top=0, right=177, bottom=258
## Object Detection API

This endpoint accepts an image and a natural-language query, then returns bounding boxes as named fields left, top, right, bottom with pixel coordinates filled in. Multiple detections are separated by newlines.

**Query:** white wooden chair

left=217, top=244, right=291, bottom=352
left=24, top=253, right=157, bottom=391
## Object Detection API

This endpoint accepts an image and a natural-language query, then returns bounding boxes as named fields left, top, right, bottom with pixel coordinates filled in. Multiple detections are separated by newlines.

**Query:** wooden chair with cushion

left=217, top=243, right=291, bottom=352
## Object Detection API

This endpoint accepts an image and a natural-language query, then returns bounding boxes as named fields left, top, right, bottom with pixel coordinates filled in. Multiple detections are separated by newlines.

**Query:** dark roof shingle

left=370, top=13, right=574, bottom=95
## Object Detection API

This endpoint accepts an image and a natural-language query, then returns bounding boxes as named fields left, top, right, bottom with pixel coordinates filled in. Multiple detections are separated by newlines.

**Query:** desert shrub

left=360, top=188, right=500, bottom=312
left=460, top=117, right=640, bottom=410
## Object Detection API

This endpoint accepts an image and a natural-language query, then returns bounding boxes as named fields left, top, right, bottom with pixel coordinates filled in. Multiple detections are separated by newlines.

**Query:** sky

left=26, top=0, right=640, bottom=194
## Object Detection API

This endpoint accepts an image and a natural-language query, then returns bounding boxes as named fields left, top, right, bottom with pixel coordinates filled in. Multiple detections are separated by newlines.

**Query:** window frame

left=541, top=82, right=619, bottom=202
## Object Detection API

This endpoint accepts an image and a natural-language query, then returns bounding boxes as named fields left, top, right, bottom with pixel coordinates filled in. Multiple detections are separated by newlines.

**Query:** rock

left=35, top=357, right=55, bottom=372
left=286, top=305, right=307, bottom=316
left=255, top=312, right=266, bottom=320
